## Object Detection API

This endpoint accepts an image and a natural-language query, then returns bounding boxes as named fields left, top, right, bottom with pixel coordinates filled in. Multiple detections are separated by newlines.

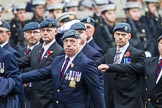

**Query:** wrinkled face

left=114, top=31, right=131, bottom=48
left=158, top=39, right=162, bottom=56
left=40, top=27, right=57, bottom=45
left=0, top=27, right=10, bottom=44
left=16, top=10, right=26, bottom=22
left=34, top=5, right=45, bottom=17
left=63, top=37, right=81, bottom=57
left=148, top=2, right=157, bottom=15
left=103, top=10, right=116, bottom=23
left=127, top=8, right=141, bottom=21
left=24, top=29, right=41, bottom=46
left=85, top=23, right=95, bottom=40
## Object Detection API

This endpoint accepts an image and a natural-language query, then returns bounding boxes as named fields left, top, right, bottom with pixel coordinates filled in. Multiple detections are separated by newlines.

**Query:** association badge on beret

left=48, top=23, right=52, bottom=27
left=86, top=18, right=90, bottom=23
left=74, top=31, right=78, bottom=37
left=124, top=26, right=128, bottom=31
left=69, top=14, right=75, bottom=20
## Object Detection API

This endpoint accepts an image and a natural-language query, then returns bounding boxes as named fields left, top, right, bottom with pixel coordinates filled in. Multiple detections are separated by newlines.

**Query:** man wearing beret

left=17, top=18, right=63, bottom=108
left=70, top=22, right=102, bottom=61
left=80, top=17, right=103, bottom=55
left=22, top=30, right=106, bottom=108
left=20, top=22, right=41, bottom=108
left=0, top=20, right=20, bottom=58
left=96, top=22, right=146, bottom=108
left=98, top=34, right=162, bottom=108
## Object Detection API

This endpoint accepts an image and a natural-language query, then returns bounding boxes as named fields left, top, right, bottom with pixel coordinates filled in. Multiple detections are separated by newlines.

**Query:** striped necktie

left=61, top=57, right=70, bottom=78
left=113, top=49, right=121, bottom=64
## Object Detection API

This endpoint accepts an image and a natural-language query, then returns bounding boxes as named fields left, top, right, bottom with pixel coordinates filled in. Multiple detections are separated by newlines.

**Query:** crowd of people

left=1, top=0, right=162, bottom=108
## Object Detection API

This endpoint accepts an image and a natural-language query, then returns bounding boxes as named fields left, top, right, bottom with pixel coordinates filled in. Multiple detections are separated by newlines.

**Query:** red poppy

left=124, top=51, right=130, bottom=57
left=46, top=50, right=53, bottom=56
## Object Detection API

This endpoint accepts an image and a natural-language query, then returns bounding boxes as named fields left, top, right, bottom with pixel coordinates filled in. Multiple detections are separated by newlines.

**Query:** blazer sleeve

left=83, top=61, right=106, bottom=108
left=0, top=53, right=21, bottom=97
left=108, top=62, right=144, bottom=75
left=17, top=55, right=31, bottom=69
left=22, top=64, right=51, bottom=83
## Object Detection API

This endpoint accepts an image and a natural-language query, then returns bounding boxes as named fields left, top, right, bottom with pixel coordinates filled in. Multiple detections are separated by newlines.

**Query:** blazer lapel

left=146, top=59, right=158, bottom=89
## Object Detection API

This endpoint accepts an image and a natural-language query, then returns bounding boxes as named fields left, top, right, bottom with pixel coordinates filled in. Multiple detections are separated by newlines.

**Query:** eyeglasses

left=25, top=31, right=40, bottom=35
left=41, top=28, right=53, bottom=33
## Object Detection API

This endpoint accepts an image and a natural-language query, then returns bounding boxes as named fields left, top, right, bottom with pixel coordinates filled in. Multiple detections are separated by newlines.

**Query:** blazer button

left=56, top=101, right=59, bottom=104
left=148, top=98, right=151, bottom=102
left=57, top=89, right=60, bottom=92
left=145, top=88, right=148, bottom=91
left=156, top=99, right=159, bottom=103
left=145, top=76, right=148, bottom=80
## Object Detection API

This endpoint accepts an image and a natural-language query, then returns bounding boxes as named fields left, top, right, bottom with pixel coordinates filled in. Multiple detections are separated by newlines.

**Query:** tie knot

left=65, top=57, right=70, bottom=62
left=116, top=49, right=121, bottom=54
left=24, top=48, right=31, bottom=55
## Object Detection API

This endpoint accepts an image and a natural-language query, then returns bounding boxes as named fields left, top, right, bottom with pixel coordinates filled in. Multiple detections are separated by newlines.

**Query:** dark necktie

left=38, top=47, right=44, bottom=63
left=61, top=57, right=70, bottom=78
left=113, top=49, right=121, bottom=64
left=24, top=48, right=31, bottom=55
left=156, top=59, right=162, bottom=79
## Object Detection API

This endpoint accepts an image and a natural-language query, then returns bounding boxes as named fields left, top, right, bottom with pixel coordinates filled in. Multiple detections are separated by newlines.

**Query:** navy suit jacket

left=108, top=57, right=162, bottom=108
left=82, top=43, right=102, bottom=61
left=22, top=52, right=106, bottom=108
left=88, top=39, right=104, bottom=55
left=3, top=43, right=21, bottom=58
left=0, top=47, right=21, bottom=108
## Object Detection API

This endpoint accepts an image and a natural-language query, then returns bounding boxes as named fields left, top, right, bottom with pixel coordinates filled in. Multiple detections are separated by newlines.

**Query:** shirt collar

left=0, top=41, right=8, bottom=47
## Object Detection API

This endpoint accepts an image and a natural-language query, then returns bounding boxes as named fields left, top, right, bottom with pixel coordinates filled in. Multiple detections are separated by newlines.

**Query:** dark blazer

left=0, top=47, right=21, bottom=108
left=82, top=43, right=102, bottom=61
left=96, top=45, right=146, bottom=108
left=108, top=57, right=162, bottom=108
left=22, top=52, right=106, bottom=108
left=88, top=39, right=104, bottom=55
left=3, top=43, right=21, bottom=58
left=17, top=42, right=63, bottom=108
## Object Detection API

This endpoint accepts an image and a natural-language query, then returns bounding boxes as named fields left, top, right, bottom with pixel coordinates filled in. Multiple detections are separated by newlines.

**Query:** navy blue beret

left=70, top=22, right=86, bottom=30
left=157, top=35, right=162, bottom=42
left=23, top=22, right=39, bottom=31
left=80, top=17, right=95, bottom=26
left=0, top=20, right=10, bottom=31
left=40, top=18, right=57, bottom=28
left=113, top=22, right=131, bottom=33
left=62, top=30, right=80, bottom=40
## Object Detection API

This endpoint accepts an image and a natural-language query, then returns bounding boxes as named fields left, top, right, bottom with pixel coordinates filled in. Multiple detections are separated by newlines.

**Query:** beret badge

left=124, top=26, right=128, bottom=31
left=86, top=18, right=90, bottom=23
left=74, top=31, right=78, bottom=37
left=48, top=23, right=52, bottom=27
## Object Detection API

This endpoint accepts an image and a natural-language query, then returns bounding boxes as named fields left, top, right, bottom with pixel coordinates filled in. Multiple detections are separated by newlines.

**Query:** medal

left=69, top=80, right=76, bottom=88
left=76, top=72, right=82, bottom=82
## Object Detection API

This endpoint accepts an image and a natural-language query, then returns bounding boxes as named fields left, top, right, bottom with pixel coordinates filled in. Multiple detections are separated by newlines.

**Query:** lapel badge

left=86, top=18, right=90, bottom=23
left=124, top=26, right=128, bottom=31
left=71, top=63, right=74, bottom=68
left=48, top=23, right=52, bottom=27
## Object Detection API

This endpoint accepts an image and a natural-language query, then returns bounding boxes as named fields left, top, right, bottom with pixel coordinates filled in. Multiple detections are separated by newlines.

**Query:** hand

left=98, top=64, right=109, bottom=73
